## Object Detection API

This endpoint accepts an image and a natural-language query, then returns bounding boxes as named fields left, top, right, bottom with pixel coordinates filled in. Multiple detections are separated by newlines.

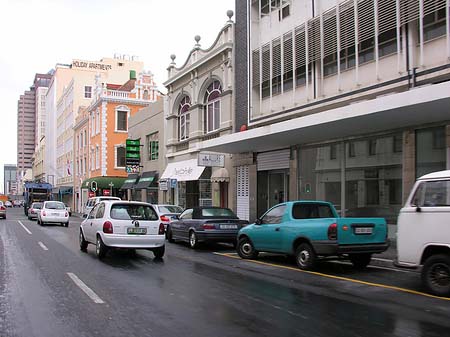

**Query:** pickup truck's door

left=252, top=204, right=286, bottom=251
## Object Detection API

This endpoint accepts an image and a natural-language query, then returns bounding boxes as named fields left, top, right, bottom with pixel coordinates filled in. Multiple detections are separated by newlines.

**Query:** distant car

left=28, top=202, right=43, bottom=220
left=5, top=201, right=12, bottom=208
left=64, top=203, right=72, bottom=216
left=83, top=196, right=121, bottom=218
left=37, top=201, right=69, bottom=227
left=151, top=204, right=184, bottom=231
left=166, top=207, right=249, bottom=249
left=79, top=200, right=165, bottom=259
left=0, top=201, right=6, bottom=219
left=13, top=200, right=22, bottom=207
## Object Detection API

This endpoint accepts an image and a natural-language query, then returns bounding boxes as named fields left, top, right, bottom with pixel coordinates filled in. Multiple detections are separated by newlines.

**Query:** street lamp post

left=109, top=182, right=114, bottom=196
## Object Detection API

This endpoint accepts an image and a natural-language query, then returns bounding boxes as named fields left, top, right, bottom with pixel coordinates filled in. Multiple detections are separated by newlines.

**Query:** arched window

left=143, top=89, right=149, bottom=100
left=204, top=81, right=222, bottom=133
left=178, top=96, right=191, bottom=141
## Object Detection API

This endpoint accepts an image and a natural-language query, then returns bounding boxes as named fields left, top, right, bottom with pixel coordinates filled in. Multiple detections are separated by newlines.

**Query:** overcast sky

left=0, top=0, right=235, bottom=194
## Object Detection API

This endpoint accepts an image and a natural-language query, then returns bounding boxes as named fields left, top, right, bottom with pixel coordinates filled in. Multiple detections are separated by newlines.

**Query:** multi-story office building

left=17, top=89, right=36, bottom=174
left=81, top=71, right=159, bottom=198
left=3, top=164, right=17, bottom=196
left=44, top=56, right=145, bottom=208
left=202, top=0, right=450, bottom=223
left=162, top=13, right=235, bottom=209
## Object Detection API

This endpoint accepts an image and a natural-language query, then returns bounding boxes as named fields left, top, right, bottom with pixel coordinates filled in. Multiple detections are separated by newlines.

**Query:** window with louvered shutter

left=272, top=39, right=282, bottom=95
left=262, top=44, right=271, bottom=98
left=308, top=18, right=321, bottom=63
left=378, top=0, right=397, bottom=34
left=339, top=1, right=355, bottom=51
left=400, top=0, right=420, bottom=26
left=252, top=49, right=261, bottom=87
left=358, top=0, right=375, bottom=43
left=323, top=8, right=337, bottom=58
left=422, top=0, right=447, bottom=41
left=283, top=32, right=294, bottom=92
left=294, top=26, right=310, bottom=87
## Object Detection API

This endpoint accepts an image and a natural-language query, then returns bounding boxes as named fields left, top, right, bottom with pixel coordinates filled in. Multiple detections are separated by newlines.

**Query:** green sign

left=126, top=139, right=140, bottom=146
left=126, top=139, right=141, bottom=168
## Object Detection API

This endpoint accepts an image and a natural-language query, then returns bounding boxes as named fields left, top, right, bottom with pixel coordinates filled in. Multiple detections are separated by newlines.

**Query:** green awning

left=135, top=171, right=158, bottom=189
left=82, top=177, right=127, bottom=190
left=121, top=174, right=139, bottom=189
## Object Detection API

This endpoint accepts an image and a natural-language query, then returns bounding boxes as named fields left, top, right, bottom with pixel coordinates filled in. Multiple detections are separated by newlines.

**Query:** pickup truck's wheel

left=295, top=243, right=316, bottom=270
left=421, top=254, right=450, bottom=297
left=237, top=237, right=259, bottom=259
left=349, top=253, right=372, bottom=269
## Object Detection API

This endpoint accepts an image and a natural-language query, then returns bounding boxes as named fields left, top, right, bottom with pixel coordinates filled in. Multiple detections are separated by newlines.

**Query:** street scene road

left=1, top=207, right=449, bottom=337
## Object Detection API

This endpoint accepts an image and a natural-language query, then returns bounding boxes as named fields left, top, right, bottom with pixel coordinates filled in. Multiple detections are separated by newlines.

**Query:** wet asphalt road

left=1, top=207, right=450, bottom=337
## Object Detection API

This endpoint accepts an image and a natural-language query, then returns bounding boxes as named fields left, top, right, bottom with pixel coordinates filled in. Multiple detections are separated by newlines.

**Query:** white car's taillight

left=103, top=221, right=113, bottom=234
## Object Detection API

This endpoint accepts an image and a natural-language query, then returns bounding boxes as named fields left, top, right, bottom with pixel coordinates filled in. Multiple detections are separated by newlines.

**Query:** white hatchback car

left=79, top=200, right=166, bottom=259
left=37, top=201, right=70, bottom=227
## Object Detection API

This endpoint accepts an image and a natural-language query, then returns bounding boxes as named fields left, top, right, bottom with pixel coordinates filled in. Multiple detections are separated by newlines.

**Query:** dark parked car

left=166, top=207, right=249, bottom=248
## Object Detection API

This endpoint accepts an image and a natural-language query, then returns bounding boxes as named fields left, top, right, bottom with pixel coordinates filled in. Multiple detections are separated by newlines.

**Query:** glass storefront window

left=416, top=127, right=446, bottom=179
left=344, top=134, right=402, bottom=224
left=298, top=134, right=403, bottom=224
left=146, top=188, right=158, bottom=204
left=257, top=170, right=289, bottom=217
left=299, top=144, right=342, bottom=213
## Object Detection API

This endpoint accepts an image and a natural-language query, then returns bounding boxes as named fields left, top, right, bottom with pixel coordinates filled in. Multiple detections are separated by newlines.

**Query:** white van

left=83, top=196, right=121, bottom=218
left=396, top=170, right=450, bottom=296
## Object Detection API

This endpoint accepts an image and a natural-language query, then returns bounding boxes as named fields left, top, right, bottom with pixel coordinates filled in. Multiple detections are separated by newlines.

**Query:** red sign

left=88, top=191, right=95, bottom=198
left=103, top=190, right=111, bottom=196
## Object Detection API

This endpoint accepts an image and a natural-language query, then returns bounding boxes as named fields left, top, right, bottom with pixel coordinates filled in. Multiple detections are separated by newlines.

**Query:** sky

left=0, top=0, right=235, bottom=194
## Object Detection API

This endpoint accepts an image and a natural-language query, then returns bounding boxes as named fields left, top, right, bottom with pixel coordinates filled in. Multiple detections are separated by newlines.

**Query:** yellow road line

left=213, top=252, right=450, bottom=301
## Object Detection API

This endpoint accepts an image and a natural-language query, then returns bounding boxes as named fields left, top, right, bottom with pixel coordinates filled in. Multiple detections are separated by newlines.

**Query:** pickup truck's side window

left=412, top=180, right=450, bottom=207
left=261, top=205, right=286, bottom=224
left=292, top=203, right=334, bottom=219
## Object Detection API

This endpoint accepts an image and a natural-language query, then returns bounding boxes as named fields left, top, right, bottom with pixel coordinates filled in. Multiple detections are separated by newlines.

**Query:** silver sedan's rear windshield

left=45, top=202, right=65, bottom=210
left=110, top=204, right=158, bottom=221
left=158, top=205, right=183, bottom=214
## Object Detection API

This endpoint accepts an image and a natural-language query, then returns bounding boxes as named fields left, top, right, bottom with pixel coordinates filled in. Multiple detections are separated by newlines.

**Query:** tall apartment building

left=17, top=89, right=36, bottom=174
left=201, top=0, right=450, bottom=223
left=32, top=73, right=52, bottom=182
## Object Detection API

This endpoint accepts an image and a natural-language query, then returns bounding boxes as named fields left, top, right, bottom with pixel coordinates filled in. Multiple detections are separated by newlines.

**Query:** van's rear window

left=110, top=204, right=158, bottom=221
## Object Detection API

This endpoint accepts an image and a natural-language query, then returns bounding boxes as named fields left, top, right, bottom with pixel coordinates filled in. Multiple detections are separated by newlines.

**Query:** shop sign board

left=159, top=179, right=168, bottom=191
left=198, top=153, right=225, bottom=167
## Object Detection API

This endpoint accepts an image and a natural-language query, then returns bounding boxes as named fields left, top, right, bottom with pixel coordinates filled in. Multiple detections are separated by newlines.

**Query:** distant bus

left=24, top=182, right=53, bottom=216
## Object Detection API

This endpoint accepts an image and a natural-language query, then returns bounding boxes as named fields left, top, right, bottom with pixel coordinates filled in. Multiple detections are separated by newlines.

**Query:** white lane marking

left=67, top=273, right=105, bottom=304
left=18, top=221, right=32, bottom=235
left=38, top=242, right=49, bottom=251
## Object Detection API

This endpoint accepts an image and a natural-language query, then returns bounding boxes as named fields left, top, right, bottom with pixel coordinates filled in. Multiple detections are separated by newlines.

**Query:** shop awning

left=52, top=186, right=73, bottom=194
left=160, top=159, right=205, bottom=182
left=120, top=174, right=139, bottom=189
left=135, top=171, right=158, bottom=189
left=81, top=177, right=127, bottom=190
left=211, top=167, right=230, bottom=183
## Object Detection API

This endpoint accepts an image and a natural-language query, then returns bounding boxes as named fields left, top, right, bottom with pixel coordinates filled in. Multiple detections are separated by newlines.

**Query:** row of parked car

left=22, top=170, right=450, bottom=297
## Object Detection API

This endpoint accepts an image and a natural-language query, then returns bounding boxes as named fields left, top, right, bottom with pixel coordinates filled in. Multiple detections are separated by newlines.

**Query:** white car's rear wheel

left=96, top=235, right=108, bottom=259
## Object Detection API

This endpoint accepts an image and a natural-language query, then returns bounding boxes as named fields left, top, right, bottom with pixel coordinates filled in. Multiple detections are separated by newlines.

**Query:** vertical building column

left=289, top=147, right=298, bottom=201
left=446, top=124, right=450, bottom=169
left=402, top=130, right=416, bottom=203
left=249, top=163, right=258, bottom=222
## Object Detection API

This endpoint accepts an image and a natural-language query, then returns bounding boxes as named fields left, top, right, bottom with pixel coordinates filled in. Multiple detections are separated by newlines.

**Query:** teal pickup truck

left=237, top=201, right=389, bottom=270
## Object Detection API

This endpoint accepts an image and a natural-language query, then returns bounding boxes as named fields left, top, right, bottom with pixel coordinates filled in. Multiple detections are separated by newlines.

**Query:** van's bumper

left=314, top=240, right=390, bottom=255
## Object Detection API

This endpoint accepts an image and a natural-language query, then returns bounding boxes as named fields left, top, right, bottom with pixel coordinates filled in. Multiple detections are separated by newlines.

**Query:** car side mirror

left=416, top=206, right=421, bottom=213
left=255, top=218, right=262, bottom=225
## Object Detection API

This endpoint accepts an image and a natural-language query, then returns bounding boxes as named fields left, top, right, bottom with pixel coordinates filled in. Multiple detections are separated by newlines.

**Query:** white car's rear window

left=45, top=202, right=65, bottom=210
left=110, top=204, right=158, bottom=221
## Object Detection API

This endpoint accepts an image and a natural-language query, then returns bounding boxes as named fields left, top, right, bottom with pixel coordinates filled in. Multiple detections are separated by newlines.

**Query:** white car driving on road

left=37, top=201, right=70, bottom=227
left=79, top=200, right=166, bottom=259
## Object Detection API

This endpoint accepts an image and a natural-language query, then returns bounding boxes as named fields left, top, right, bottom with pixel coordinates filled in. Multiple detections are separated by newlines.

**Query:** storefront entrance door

left=257, top=170, right=289, bottom=217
